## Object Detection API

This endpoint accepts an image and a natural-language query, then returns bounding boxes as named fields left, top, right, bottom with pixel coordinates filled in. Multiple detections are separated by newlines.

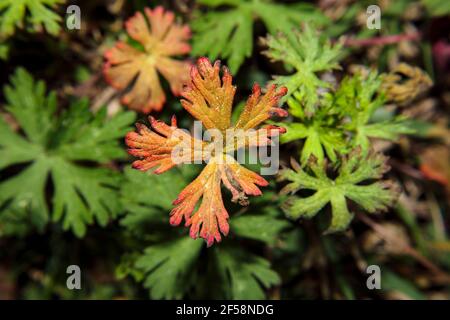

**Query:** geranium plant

left=125, top=57, right=287, bottom=246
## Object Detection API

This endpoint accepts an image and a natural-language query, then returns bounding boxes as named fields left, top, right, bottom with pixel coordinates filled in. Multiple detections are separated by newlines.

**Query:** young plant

left=280, top=70, right=418, bottom=166
left=262, top=24, right=343, bottom=115
left=270, top=26, right=426, bottom=233
left=279, top=149, right=399, bottom=233
left=103, top=6, right=191, bottom=113
left=264, top=27, right=432, bottom=166
left=125, top=57, right=288, bottom=246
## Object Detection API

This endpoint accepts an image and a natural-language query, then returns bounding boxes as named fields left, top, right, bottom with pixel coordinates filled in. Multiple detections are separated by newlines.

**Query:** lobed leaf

left=262, top=24, right=343, bottom=115
left=103, top=6, right=191, bottom=113
left=125, top=57, right=287, bottom=246
left=136, top=237, right=204, bottom=299
left=0, top=68, right=135, bottom=237
left=214, top=245, right=281, bottom=299
left=280, top=149, right=399, bottom=233
left=0, top=0, right=64, bottom=38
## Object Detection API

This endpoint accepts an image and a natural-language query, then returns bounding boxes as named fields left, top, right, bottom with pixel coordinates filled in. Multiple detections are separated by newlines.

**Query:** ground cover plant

left=0, top=0, right=449, bottom=300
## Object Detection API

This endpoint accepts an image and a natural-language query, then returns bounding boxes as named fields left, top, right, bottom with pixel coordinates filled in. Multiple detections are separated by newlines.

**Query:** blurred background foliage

left=0, top=0, right=450, bottom=299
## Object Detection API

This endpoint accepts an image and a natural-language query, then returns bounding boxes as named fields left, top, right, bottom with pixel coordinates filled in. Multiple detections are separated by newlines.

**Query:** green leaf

left=54, top=100, right=134, bottom=162
left=51, top=158, right=122, bottom=237
left=277, top=89, right=346, bottom=164
left=256, top=2, right=329, bottom=37
left=335, top=72, right=417, bottom=153
left=361, top=118, right=417, bottom=142
left=0, top=204, right=35, bottom=237
left=192, top=8, right=253, bottom=74
left=333, top=72, right=385, bottom=125
left=231, top=214, right=290, bottom=245
left=262, top=24, right=343, bottom=115
left=0, top=42, right=9, bottom=59
left=3, top=67, right=57, bottom=146
left=0, top=159, right=50, bottom=233
left=192, top=1, right=328, bottom=73
left=0, top=68, right=135, bottom=237
left=0, top=0, right=65, bottom=38
left=120, top=166, right=196, bottom=234
left=280, top=69, right=418, bottom=161
left=214, top=244, right=280, bottom=299
left=136, top=237, right=204, bottom=299
left=279, top=149, right=398, bottom=233
left=120, top=166, right=280, bottom=299
left=422, top=0, right=450, bottom=16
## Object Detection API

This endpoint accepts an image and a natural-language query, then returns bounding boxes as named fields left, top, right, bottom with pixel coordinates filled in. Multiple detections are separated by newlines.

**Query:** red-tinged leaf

left=125, top=116, right=206, bottom=174
left=169, top=157, right=268, bottom=246
left=126, top=57, right=288, bottom=246
left=170, top=161, right=228, bottom=247
left=222, top=156, right=268, bottom=201
left=235, top=83, right=288, bottom=131
left=103, top=6, right=191, bottom=113
left=181, top=57, right=236, bottom=132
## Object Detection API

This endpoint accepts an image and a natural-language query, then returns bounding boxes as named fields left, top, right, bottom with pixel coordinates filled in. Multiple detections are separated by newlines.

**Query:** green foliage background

left=0, top=0, right=449, bottom=300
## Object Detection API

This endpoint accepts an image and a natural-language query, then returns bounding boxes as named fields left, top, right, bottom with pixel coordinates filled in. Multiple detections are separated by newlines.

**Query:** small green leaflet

left=279, top=149, right=398, bottom=233
left=136, top=237, right=204, bottom=299
left=262, top=24, right=343, bottom=115
left=280, top=90, right=346, bottom=164
left=335, top=72, right=417, bottom=152
left=191, top=7, right=253, bottom=75
left=134, top=239, right=281, bottom=299
left=0, top=0, right=65, bottom=38
left=231, top=214, right=290, bottom=246
left=0, top=68, right=135, bottom=237
left=421, top=0, right=450, bottom=16
left=214, top=244, right=281, bottom=299
left=276, top=67, right=418, bottom=165
left=192, top=0, right=329, bottom=73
